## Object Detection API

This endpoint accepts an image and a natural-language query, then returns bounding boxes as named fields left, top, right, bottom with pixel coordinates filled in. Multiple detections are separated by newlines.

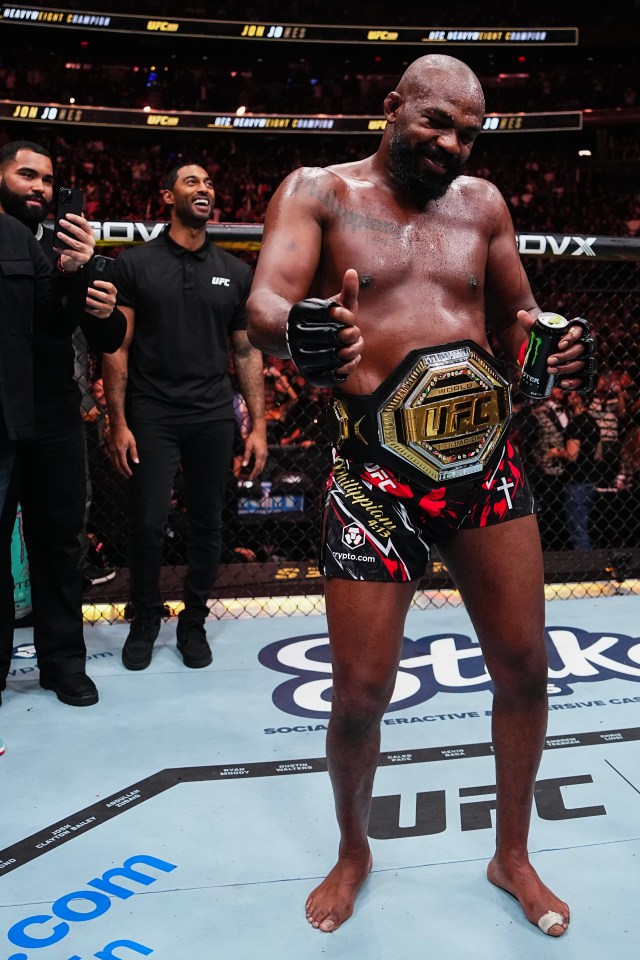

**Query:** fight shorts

left=321, top=341, right=534, bottom=582
left=321, top=440, right=535, bottom=582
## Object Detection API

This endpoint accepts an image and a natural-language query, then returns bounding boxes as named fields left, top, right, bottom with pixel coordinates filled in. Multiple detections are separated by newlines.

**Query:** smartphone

left=87, top=254, right=117, bottom=285
left=54, top=186, right=84, bottom=249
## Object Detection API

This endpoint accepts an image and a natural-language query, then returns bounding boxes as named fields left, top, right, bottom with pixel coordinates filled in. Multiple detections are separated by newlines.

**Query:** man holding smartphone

left=0, top=140, right=126, bottom=710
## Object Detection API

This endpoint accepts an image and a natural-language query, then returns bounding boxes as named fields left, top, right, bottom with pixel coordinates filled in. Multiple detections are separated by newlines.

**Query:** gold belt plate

left=377, top=345, right=512, bottom=483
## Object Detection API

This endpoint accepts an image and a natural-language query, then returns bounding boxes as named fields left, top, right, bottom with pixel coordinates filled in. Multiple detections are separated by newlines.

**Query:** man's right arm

left=102, top=304, right=138, bottom=478
left=247, top=167, right=362, bottom=381
left=247, top=167, right=324, bottom=357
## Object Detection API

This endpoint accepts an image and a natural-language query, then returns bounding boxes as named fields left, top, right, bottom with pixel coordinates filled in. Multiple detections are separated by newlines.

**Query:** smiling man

left=103, top=163, right=266, bottom=670
left=248, top=55, right=596, bottom=938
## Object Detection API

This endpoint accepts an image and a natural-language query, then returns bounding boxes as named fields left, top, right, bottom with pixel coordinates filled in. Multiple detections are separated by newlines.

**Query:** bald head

left=378, top=56, right=485, bottom=205
left=396, top=55, right=485, bottom=114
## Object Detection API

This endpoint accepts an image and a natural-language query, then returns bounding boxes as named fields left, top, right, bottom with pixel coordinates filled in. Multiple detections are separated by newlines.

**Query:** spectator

left=528, top=387, right=570, bottom=550
left=589, top=371, right=626, bottom=485
left=279, top=383, right=331, bottom=448
left=0, top=139, right=126, bottom=708
left=264, top=365, right=299, bottom=444
left=548, top=391, right=602, bottom=549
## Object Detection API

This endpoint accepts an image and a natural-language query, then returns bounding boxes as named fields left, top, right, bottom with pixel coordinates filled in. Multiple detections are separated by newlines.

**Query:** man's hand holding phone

left=54, top=186, right=95, bottom=272
left=85, top=256, right=118, bottom=319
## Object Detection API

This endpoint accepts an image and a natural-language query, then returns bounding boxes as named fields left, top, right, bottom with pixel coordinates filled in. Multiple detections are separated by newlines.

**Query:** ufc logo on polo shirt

left=211, top=276, right=230, bottom=286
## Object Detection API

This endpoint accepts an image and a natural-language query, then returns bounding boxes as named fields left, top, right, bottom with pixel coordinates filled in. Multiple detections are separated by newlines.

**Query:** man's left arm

left=231, top=328, right=268, bottom=479
left=485, top=188, right=595, bottom=392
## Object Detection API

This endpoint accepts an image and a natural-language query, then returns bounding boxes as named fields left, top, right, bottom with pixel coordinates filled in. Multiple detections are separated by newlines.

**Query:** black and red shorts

left=321, top=436, right=535, bottom=582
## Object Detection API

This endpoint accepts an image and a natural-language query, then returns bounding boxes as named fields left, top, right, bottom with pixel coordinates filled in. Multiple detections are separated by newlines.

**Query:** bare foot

left=487, top=855, right=570, bottom=937
left=306, top=852, right=373, bottom=932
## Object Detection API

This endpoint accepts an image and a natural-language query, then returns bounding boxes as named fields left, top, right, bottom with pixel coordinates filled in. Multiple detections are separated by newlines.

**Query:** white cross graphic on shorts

left=496, top=477, right=515, bottom=510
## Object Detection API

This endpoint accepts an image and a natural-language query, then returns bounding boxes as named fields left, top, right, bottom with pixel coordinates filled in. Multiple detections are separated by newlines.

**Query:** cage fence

left=11, top=230, right=640, bottom=625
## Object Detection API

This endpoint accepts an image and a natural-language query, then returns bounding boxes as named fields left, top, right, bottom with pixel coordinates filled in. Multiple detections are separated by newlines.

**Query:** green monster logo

left=524, top=331, right=543, bottom=367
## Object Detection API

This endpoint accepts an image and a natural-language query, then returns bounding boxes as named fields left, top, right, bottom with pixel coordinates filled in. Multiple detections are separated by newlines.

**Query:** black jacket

left=34, top=227, right=126, bottom=431
left=0, top=215, right=124, bottom=439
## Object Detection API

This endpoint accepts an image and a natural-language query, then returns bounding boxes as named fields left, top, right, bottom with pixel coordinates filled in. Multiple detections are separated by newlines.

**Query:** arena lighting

left=0, top=100, right=585, bottom=133
left=0, top=9, right=579, bottom=45
left=236, top=106, right=247, bottom=115
left=578, top=149, right=592, bottom=156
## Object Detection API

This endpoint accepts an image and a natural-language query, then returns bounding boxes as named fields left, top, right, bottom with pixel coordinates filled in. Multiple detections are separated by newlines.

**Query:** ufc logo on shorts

left=342, top=524, right=365, bottom=549
left=211, top=276, right=230, bottom=286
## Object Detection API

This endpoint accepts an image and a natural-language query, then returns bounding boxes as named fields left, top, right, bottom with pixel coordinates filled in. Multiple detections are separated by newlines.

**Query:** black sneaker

left=176, top=620, right=212, bottom=669
left=82, top=563, right=117, bottom=586
left=122, top=617, right=161, bottom=671
left=39, top=671, right=99, bottom=706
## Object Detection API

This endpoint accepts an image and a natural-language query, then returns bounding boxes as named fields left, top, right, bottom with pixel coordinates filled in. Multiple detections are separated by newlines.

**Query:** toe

left=320, top=917, right=336, bottom=932
left=539, top=909, right=570, bottom=936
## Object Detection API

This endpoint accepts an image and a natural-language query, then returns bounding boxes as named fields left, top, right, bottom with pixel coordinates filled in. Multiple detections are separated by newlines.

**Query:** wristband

left=56, top=257, right=81, bottom=275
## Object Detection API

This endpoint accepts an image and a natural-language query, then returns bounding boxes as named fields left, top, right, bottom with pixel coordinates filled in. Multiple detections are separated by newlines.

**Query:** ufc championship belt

left=327, top=341, right=513, bottom=486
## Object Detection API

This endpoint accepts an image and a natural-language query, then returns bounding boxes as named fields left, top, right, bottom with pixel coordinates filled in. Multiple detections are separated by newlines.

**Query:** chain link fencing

left=14, top=227, right=638, bottom=624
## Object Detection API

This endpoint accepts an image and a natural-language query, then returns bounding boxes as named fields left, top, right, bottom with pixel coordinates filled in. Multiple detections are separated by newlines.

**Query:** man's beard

left=173, top=194, right=211, bottom=230
left=0, top=180, right=48, bottom=229
left=388, top=130, right=464, bottom=204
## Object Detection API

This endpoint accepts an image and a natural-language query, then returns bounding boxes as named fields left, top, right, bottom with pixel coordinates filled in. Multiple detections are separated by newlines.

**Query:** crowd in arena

left=1, top=49, right=637, bottom=116
left=12, top=134, right=633, bottom=238
left=1, top=39, right=636, bottom=237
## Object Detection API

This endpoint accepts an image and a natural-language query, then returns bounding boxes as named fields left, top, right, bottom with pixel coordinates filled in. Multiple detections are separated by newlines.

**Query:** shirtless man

left=247, top=55, right=594, bottom=938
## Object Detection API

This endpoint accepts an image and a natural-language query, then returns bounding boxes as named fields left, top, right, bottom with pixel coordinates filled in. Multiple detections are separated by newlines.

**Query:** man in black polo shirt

left=104, top=162, right=267, bottom=670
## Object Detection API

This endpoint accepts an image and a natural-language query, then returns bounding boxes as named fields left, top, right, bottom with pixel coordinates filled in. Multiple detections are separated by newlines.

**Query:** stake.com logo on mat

left=258, top=628, right=640, bottom=719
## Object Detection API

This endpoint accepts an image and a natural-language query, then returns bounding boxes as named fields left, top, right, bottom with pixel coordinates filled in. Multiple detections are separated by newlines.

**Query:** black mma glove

left=565, top=317, right=597, bottom=395
left=286, top=298, right=349, bottom=388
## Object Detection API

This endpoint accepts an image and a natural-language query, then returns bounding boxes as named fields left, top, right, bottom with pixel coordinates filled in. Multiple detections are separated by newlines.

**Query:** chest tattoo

left=306, top=182, right=402, bottom=237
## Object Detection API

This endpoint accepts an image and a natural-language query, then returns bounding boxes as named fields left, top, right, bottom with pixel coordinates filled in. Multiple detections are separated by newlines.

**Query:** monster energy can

left=519, top=312, right=570, bottom=400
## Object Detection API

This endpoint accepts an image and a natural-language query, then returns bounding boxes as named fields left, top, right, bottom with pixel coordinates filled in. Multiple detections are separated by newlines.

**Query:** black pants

left=0, top=421, right=87, bottom=686
left=127, top=418, right=235, bottom=622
